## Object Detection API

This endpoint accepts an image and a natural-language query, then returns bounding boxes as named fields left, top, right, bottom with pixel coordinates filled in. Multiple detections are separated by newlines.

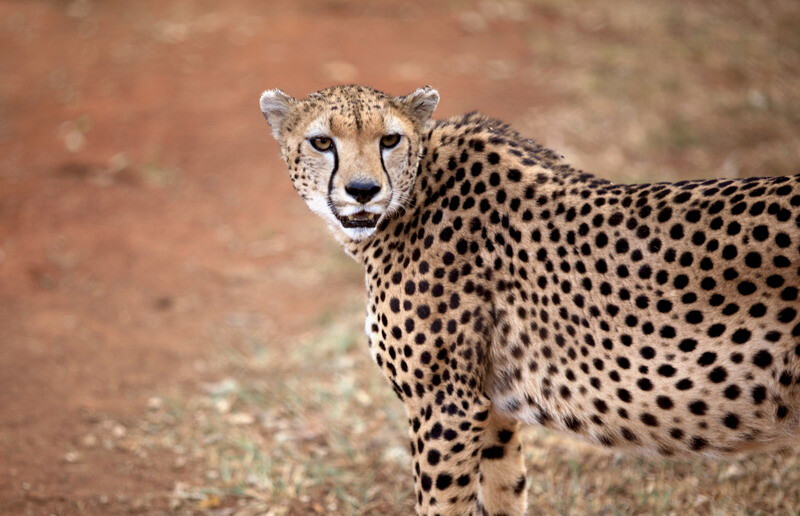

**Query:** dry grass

left=114, top=1, right=800, bottom=514
left=126, top=296, right=416, bottom=515
left=125, top=296, right=800, bottom=515
left=514, top=0, right=800, bottom=183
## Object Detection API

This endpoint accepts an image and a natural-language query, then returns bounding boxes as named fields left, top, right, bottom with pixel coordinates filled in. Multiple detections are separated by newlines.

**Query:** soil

left=0, top=1, right=542, bottom=513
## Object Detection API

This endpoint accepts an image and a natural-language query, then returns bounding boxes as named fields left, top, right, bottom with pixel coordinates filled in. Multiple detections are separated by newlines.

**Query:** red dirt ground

left=0, top=1, right=548, bottom=513
left=4, top=1, right=798, bottom=514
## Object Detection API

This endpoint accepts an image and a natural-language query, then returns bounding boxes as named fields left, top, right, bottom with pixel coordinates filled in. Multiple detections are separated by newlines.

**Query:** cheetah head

left=259, top=85, right=439, bottom=241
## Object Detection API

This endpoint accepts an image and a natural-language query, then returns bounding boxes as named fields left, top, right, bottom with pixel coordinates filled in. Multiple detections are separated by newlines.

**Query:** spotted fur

left=260, top=84, right=800, bottom=515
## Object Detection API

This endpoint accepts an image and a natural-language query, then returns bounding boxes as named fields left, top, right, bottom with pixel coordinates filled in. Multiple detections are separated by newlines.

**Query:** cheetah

left=259, top=84, right=800, bottom=515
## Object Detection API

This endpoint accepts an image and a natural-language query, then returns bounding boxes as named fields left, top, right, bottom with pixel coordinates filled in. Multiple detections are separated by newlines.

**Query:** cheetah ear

left=395, top=86, right=440, bottom=125
left=259, top=89, right=295, bottom=141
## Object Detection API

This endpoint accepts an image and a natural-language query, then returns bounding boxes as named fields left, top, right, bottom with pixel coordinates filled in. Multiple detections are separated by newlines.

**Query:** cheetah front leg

left=478, top=409, right=527, bottom=515
left=403, top=392, right=495, bottom=516
left=403, top=395, right=527, bottom=516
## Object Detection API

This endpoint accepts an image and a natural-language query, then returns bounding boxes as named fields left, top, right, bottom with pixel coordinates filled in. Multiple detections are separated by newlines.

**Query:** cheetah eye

left=380, top=134, right=401, bottom=149
left=309, top=136, right=333, bottom=152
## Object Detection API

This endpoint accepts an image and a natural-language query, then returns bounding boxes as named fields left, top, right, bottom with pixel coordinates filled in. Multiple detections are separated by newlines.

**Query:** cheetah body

left=260, top=85, right=800, bottom=515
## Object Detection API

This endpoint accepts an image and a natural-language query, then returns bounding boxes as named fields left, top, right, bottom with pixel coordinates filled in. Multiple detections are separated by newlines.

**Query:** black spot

left=731, top=328, right=751, bottom=344
left=721, top=245, right=738, bottom=260
left=752, top=350, right=773, bottom=368
left=637, top=378, right=653, bottom=391
left=767, top=274, right=785, bottom=288
left=707, top=324, right=726, bottom=338
left=688, top=401, right=708, bottom=415
left=564, top=416, right=582, bottom=431
left=775, top=232, right=791, bottom=248
left=435, top=473, right=453, bottom=490
left=697, top=352, right=716, bottom=366
left=481, top=446, right=504, bottom=459
left=658, top=364, right=677, bottom=377
left=708, top=366, right=728, bottom=383
left=656, top=396, right=674, bottom=410
left=417, top=305, right=431, bottom=319
left=685, top=311, right=703, bottom=324
left=753, top=225, right=769, bottom=242
left=593, top=399, right=608, bottom=413
left=676, top=378, right=693, bottom=390
left=778, top=308, right=797, bottom=323
left=744, top=252, right=762, bottom=268
left=674, top=192, right=691, bottom=203
left=640, top=413, right=659, bottom=427
left=737, top=281, right=756, bottom=296
left=609, top=212, right=624, bottom=226
left=700, top=277, right=717, bottom=291
left=660, top=326, right=676, bottom=339
left=421, top=474, right=432, bottom=491
left=648, top=238, right=662, bottom=253
left=723, top=384, right=741, bottom=400
left=751, top=385, right=767, bottom=404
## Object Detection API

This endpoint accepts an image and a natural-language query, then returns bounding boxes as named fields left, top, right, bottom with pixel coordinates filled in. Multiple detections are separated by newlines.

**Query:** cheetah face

left=259, top=85, right=439, bottom=241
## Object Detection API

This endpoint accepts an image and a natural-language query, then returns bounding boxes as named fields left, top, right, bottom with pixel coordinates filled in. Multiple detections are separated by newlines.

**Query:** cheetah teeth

left=339, top=211, right=380, bottom=228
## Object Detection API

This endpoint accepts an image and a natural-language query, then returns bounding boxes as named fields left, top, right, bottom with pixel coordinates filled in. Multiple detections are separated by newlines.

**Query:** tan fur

left=260, top=84, right=800, bottom=515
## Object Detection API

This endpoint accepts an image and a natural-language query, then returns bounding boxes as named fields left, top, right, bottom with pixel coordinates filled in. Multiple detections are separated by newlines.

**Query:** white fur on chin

left=341, top=226, right=376, bottom=241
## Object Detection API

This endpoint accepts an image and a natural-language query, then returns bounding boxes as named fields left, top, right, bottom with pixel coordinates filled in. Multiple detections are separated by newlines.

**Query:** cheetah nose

left=345, top=180, right=381, bottom=204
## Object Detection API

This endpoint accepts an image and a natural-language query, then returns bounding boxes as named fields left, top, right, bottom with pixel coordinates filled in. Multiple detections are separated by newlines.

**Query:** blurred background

left=1, top=0, right=798, bottom=514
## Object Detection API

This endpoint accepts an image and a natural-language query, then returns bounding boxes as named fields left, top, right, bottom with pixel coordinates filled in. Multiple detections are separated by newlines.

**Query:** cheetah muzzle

left=259, top=84, right=800, bottom=516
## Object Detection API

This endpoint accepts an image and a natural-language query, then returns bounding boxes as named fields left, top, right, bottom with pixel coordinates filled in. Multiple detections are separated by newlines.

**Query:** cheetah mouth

left=338, top=211, right=380, bottom=229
